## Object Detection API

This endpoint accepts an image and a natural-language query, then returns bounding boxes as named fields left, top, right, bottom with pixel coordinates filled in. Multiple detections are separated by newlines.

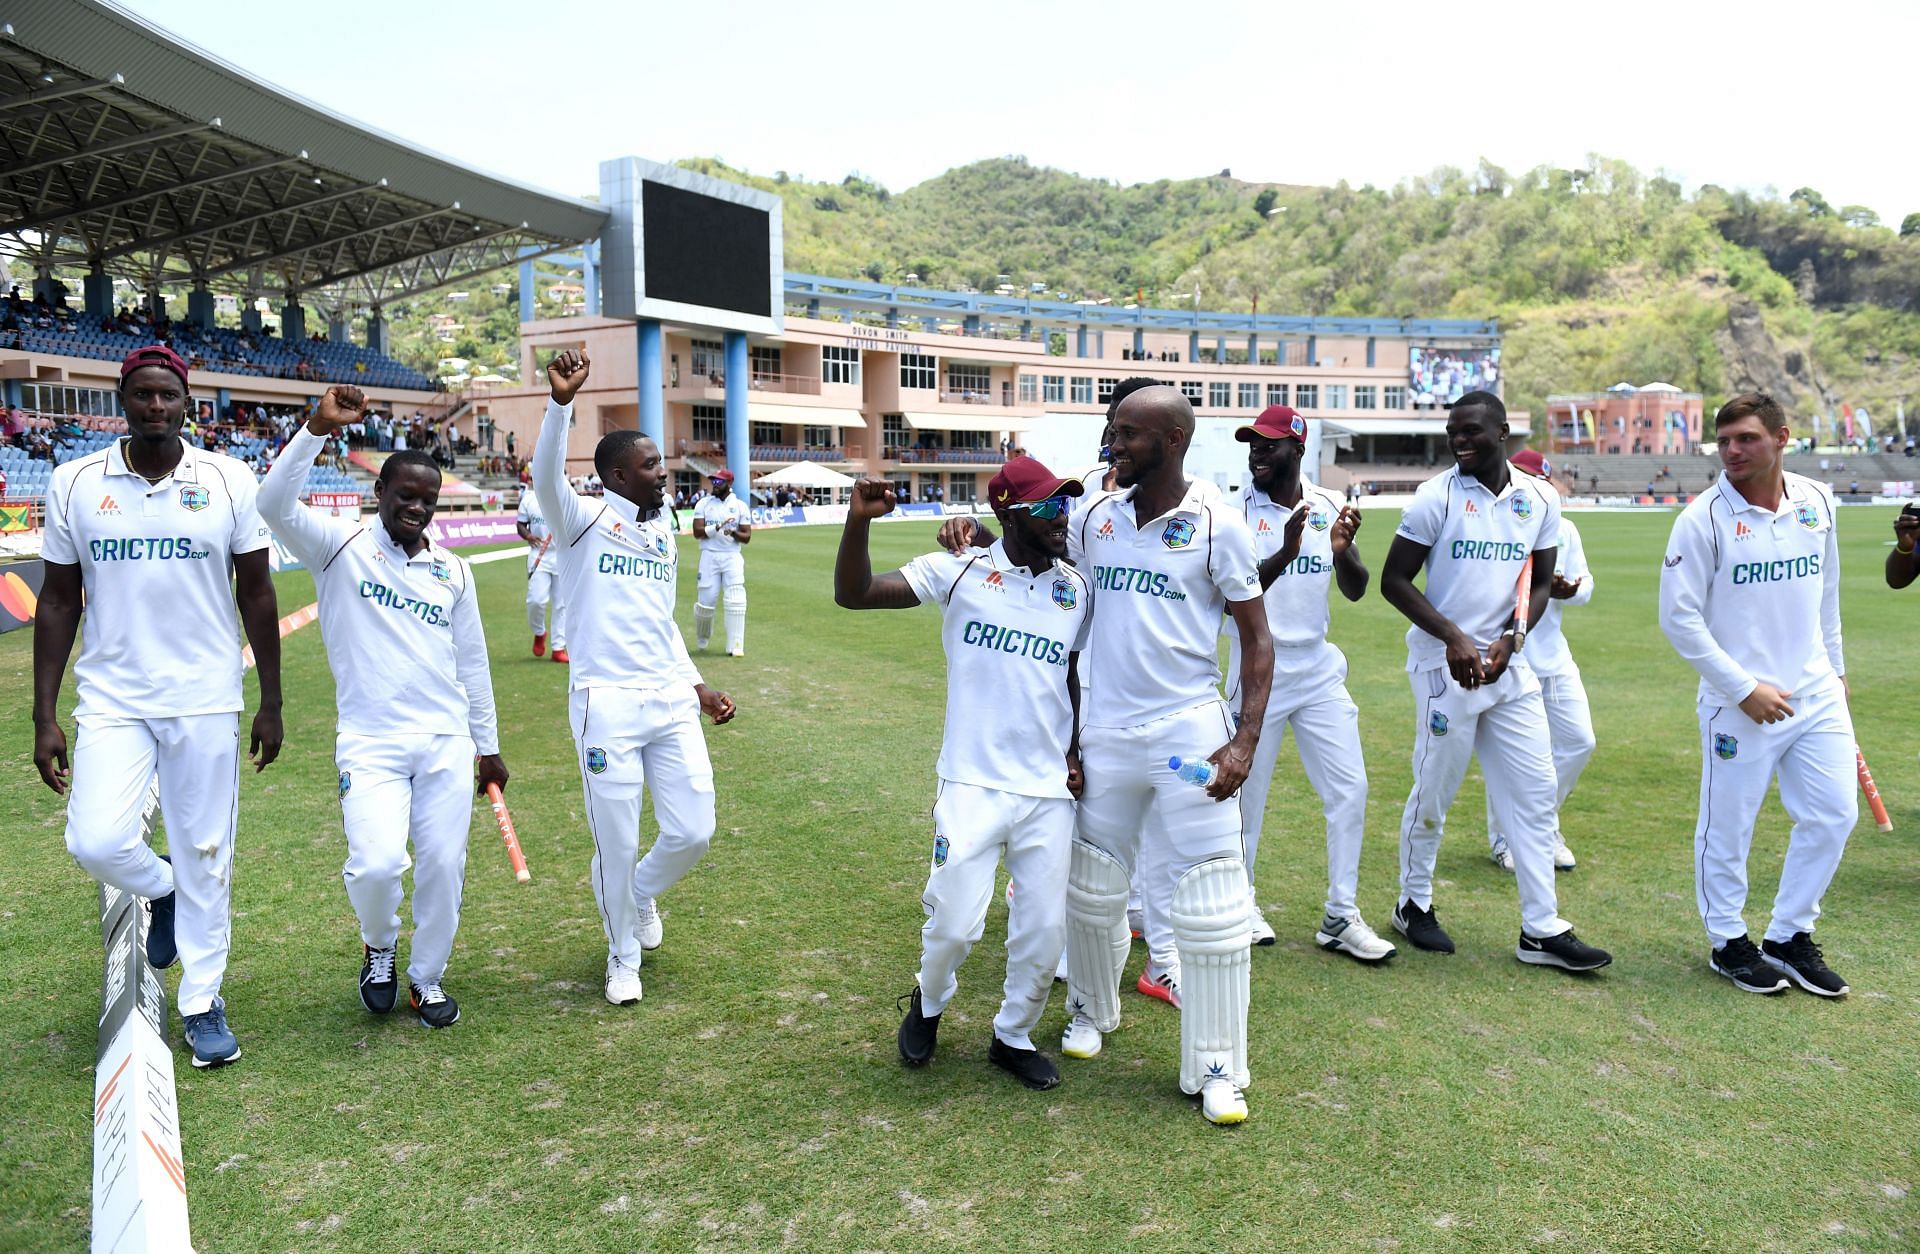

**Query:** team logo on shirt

left=983, top=570, right=1005, bottom=592
left=177, top=485, right=210, bottom=512
left=1096, top=519, right=1115, bottom=540
left=1308, top=509, right=1331, bottom=531
left=338, top=771, right=351, bottom=797
left=1429, top=711, right=1449, bottom=737
left=97, top=494, right=121, bottom=515
left=1795, top=503, right=1820, bottom=530
left=1713, top=733, right=1738, bottom=761
left=933, top=834, right=949, bottom=867
left=585, top=746, right=608, bottom=774
left=1162, top=518, right=1196, bottom=549
left=1463, top=499, right=1479, bottom=516
left=1051, top=577, right=1077, bottom=610
left=1734, top=521, right=1755, bottom=541
left=430, top=557, right=452, bottom=583
left=1256, top=518, right=1272, bottom=533
left=650, top=532, right=670, bottom=557
left=1663, top=554, right=1683, bottom=568
left=1510, top=494, right=1532, bottom=521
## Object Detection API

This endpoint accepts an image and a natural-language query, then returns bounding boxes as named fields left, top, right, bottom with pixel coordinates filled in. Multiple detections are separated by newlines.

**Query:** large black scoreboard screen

left=641, top=181, right=772, bottom=318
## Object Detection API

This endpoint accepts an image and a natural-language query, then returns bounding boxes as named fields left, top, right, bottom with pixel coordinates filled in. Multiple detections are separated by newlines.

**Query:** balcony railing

left=938, top=383, right=1043, bottom=409
left=749, top=371, right=821, bottom=395
left=885, top=447, right=1007, bottom=465
left=751, top=445, right=848, bottom=463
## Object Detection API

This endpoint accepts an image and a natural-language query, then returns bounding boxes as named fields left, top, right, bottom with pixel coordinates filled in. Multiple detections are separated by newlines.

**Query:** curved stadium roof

left=0, top=0, right=608, bottom=313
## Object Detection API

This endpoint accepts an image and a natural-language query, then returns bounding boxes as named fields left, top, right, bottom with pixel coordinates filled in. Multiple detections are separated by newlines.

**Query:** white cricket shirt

left=258, top=429, right=500, bottom=752
left=1231, top=482, right=1347, bottom=648
left=900, top=540, right=1093, bottom=798
left=1068, top=481, right=1261, bottom=729
left=695, top=492, right=751, bottom=555
left=1658, top=472, right=1843, bottom=707
left=1394, top=463, right=1562, bottom=672
left=1520, top=515, right=1593, bottom=678
left=516, top=487, right=555, bottom=572
left=533, top=398, right=703, bottom=695
left=41, top=438, right=272, bottom=719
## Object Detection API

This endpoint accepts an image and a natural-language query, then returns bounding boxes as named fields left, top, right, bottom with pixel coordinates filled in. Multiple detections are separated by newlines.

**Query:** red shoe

left=532, top=633, right=546, bottom=657
left=552, top=649, right=570, bottom=664
left=1135, top=963, right=1181, bottom=1009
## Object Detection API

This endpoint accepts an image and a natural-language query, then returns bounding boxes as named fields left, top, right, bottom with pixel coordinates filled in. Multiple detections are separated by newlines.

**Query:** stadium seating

left=2, top=419, right=369, bottom=505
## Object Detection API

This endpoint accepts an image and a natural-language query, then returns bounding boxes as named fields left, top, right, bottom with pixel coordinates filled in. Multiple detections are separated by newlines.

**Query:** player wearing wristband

left=692, top=469, right=751, bottom=655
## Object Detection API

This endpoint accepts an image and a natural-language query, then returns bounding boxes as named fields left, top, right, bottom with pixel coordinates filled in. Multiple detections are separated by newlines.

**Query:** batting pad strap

left=1064, top=838, right=1130, bottom=1033
left=1174, top=857, right=1252, bottom=1094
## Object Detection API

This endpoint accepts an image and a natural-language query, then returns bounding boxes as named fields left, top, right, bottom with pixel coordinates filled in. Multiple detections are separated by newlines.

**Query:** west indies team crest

left=933, top=834, right=949, bottom=867
left=1510, top=493, right=1533, bottom=520
left=338, top=771, right=351, bottom=797
left=429, top=557, right=452, bottom=583
left=585, top=746, right=608, bottom=774
left=1795, top=503, right=1820, bottom=530
left=1713, top=733, right=1738, bottom=761
left=1429, top=711, right=1449, bottom=737
left=178, top=484, right=210, bottom=512
left=1308, top=509, right=1331, bottom=532
left=1162, top=518, right=1196, bottom=549
left=1051, top=577, right=1077, bottom=610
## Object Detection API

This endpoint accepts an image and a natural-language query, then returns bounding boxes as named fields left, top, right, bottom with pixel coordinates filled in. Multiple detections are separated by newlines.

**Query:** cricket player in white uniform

left=258, top=386, right=507, bottom=1028
left=517, top=484, right=567, bottom=662
left=1380, top=391, right=1612, bottom=972
left=534, top=351, right=738, bottom=1006
left=693, top=469, right=752, bottom=655
left=1053, top=385, right=1272, bottom=1125
left=32, top=344, right=284, bottom=1068
left=1659, top=392, right=1854, bottom=997
left=837, top=458, right=1092, bottom=1090
left=1225, top=407, right=1395, bottom=962
left=1486, top=448, right=1592, bottom=874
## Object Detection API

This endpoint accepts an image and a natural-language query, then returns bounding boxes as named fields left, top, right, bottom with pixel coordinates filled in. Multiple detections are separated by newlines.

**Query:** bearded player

left=836, top=460, right=1092, bottom=1091
left=693, top=469, right=751, bottom=656
left=535, top=350, right=737, bottom=1006
left=1227, top=406, right=1394, bottom=962
left=259, top=385, right=507, bottom=1028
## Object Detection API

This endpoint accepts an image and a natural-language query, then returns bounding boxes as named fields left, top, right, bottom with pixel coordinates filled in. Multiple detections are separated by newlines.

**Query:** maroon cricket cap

left=987, top=456, right=1083, bottom=507
left=120, top=343, right=190, bottom=391
left=1510, top=448, right=1551, bottom=478
left=710, top=469, right=734, bottom=484
left=1236, top=405, right=1307, bottom=444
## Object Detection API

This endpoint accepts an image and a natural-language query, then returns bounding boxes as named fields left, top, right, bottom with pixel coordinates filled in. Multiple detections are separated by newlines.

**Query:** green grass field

left=4, top=508, right=1917, bottom=1251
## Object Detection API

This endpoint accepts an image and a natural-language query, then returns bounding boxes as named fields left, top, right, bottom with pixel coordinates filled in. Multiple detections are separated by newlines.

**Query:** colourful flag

left=0, top=502, right=34, bottom=533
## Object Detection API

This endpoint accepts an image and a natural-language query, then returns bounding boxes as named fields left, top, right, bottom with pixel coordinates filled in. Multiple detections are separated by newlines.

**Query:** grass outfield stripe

left=5, top=519, right=1918, bottom=1248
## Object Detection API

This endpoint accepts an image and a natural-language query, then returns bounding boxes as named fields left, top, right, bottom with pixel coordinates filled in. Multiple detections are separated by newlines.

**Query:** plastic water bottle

left=1168, top=755, right=1214, bottom=787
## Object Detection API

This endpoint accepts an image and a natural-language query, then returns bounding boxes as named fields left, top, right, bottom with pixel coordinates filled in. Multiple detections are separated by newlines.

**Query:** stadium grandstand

left=0, top=0, right=603, bottom=515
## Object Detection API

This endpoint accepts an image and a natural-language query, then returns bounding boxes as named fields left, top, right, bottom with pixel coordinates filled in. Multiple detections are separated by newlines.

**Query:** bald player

left=1227, top=406, right=1395, bottom=962
left=535, top=350, right=737, bottom=1006
left=837, top=459, right=1092, bottom=1091
left=1660, top=393, right=1853, bottom=997
left=258, top=385, right=506, bottom=1028
left=1380, top=391, right=1611, bottom=973
left=33, top=343, right=283, bottom=1068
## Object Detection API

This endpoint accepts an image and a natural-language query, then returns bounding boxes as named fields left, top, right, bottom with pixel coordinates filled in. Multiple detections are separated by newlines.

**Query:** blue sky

left=121, top=0, right=1919, bottom=223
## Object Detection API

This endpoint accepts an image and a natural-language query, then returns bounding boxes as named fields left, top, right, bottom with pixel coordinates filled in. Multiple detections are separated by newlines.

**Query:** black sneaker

left=897, top=986, right=939, bottom=1066
left=1761, top=933, right=1849, bottom=997
left=1517, top=929, right=1612, bottom=972
left=1391, top=900, right=1455, bottom=954
left=409, top=982, right=461, bottom=1028
left=146, top=853, right=178, bottom=970
left=1710, top=935, right=1789, bottom=994
left=359, top=944, right=398, bottom=1013
left=988, top=1037, right=1062, bottom=1090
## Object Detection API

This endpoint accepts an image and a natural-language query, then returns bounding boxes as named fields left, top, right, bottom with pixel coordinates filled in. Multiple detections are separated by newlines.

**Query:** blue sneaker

left=146, top=853, right=178, bottom=970
left=182, top=998, right=241, bottom=1068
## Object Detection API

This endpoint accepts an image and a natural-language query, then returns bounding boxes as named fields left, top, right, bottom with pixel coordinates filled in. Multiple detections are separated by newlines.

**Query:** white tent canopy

left=755, top=462, right=855, bottom=489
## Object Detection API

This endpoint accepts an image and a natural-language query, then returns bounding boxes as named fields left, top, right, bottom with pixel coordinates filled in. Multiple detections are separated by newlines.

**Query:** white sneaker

left=1552, top=838, right=1577, bottom=871
left=605, top=956, right=642, bottom=1005
left=1489, top=838, right=1515, bottom=873
left=634, top=897, right=664, bottom=951
left=1315, top=913, right=1398, bottom=963
left=1060, top=1012, right=1103, bottom=1059
left=1200, top=1076, right=1249, bottom=1125
left=1248, top=904, right=1276, bottom=947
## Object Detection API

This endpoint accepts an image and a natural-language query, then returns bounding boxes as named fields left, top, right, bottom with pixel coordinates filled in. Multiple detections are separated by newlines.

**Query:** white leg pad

left=693, top=602, right=715, bottom=648
left=1064, top=838, right=1131, bottom=1033
left=1174, top=857, right=1251, bottom=1094
left=723, top=583, right=746, bottom=653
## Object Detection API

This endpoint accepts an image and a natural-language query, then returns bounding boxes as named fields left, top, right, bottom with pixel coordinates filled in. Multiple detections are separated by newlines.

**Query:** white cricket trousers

left=1487, top=667, right=1595, bottom=849
left=570, top=684, right=717, bottom=967
left=1231, top=643, right=1368, bottom=920
left=916, top=782, right=1073, bottom=1050
left=335, top=732, right=475, bottom=986
left=64, top=712, right=239, bottom=1017
left=527, top=556, right=567, bottom=650
left=1078, top=701, right=1244, bottom=970
left=1399, top=664, right=1571, bottom=939
left=1694, top=682, right=1857, bottom=945
left=695, top=550, right=746, bottom=652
